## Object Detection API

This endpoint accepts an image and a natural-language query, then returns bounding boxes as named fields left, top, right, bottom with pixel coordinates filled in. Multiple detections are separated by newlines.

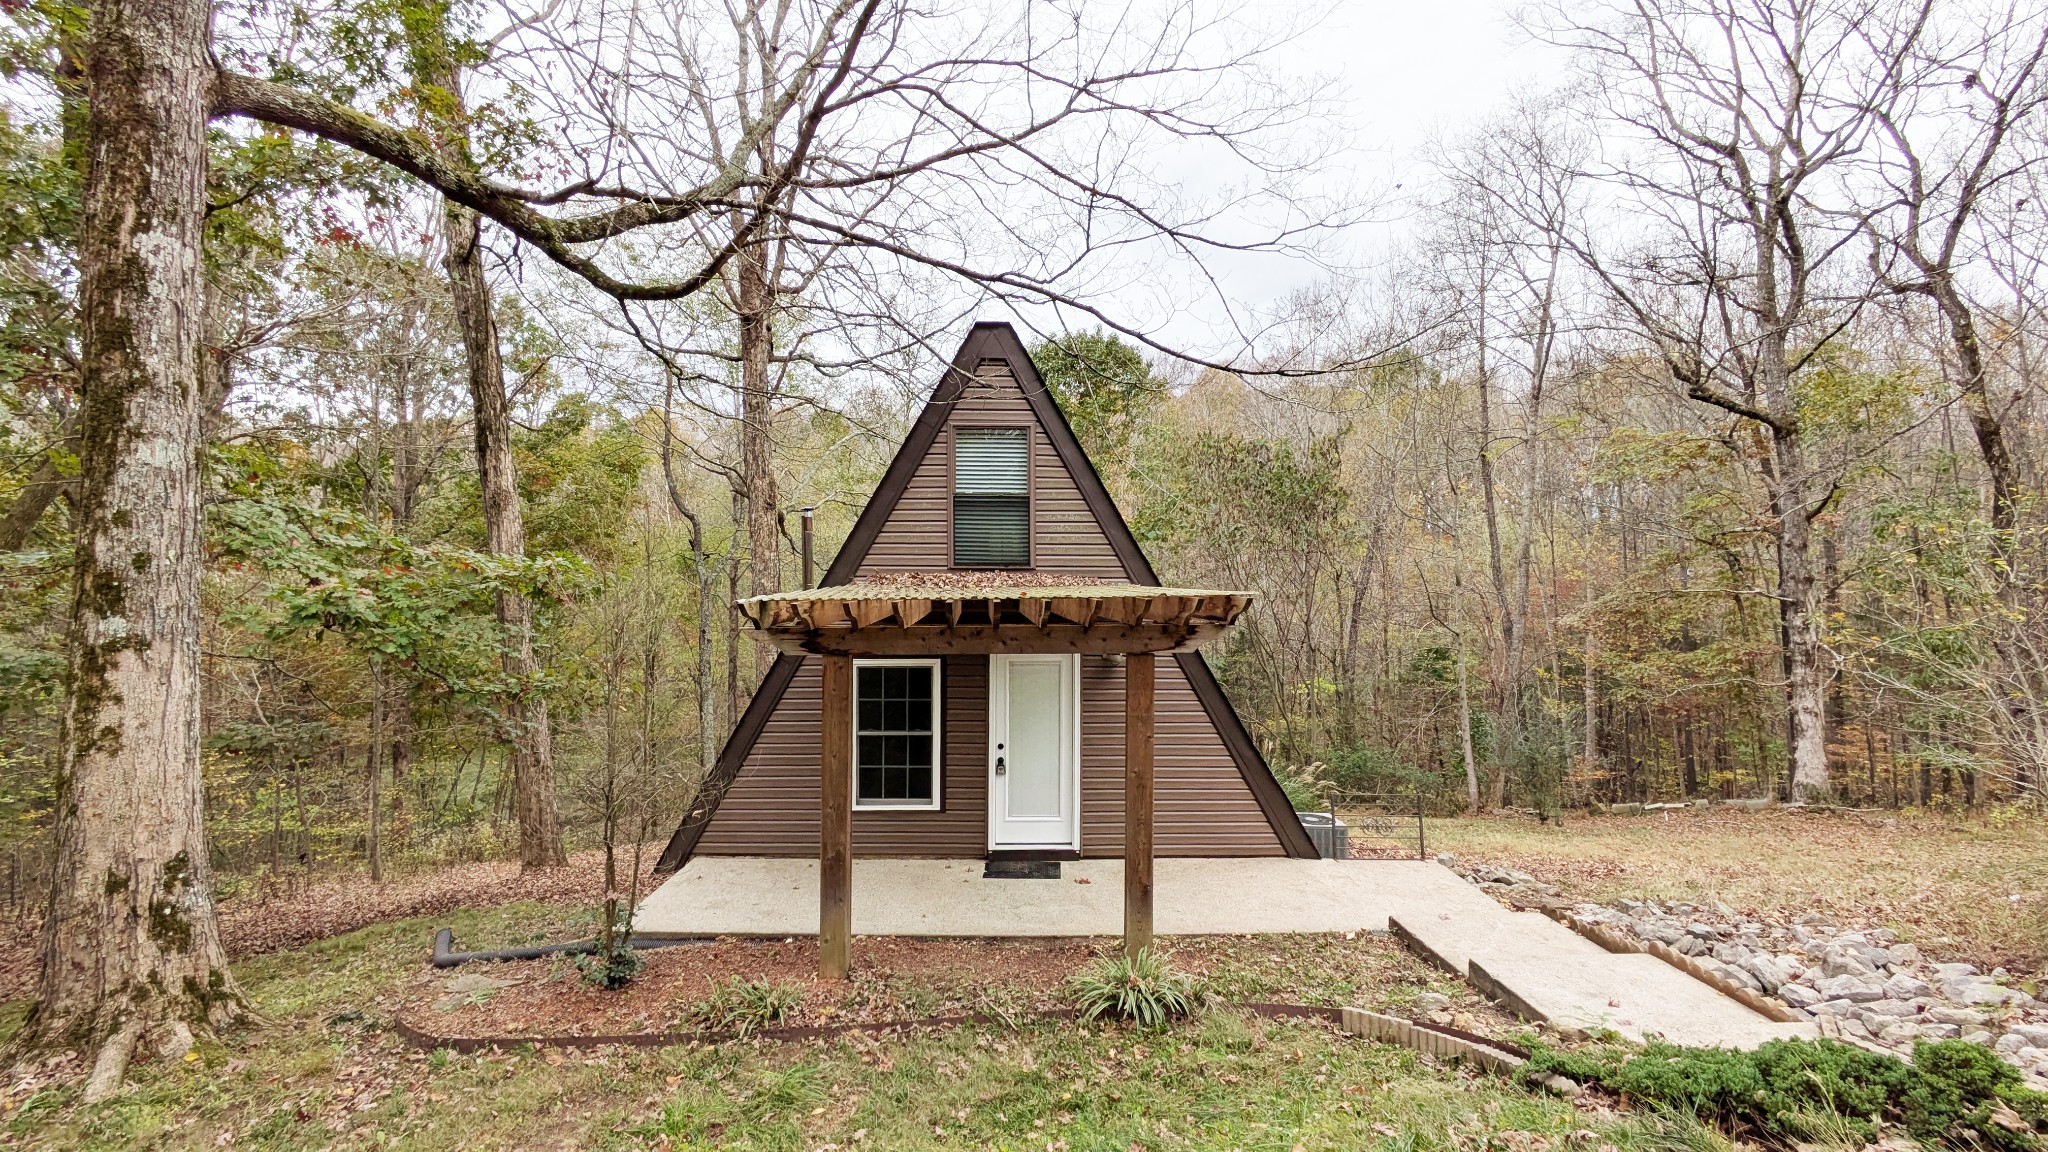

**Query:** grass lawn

left=0, top=903, right=1676, bottom=1152
left=1424, top=807, right=2048, bottom=972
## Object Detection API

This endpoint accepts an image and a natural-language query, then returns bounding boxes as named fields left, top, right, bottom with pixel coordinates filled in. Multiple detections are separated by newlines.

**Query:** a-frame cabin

left=656, top=322, right=1315, bottom=877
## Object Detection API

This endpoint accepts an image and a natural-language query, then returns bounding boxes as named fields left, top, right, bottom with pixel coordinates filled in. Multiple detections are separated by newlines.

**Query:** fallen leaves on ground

left=0, top=847, right=622, bottom=999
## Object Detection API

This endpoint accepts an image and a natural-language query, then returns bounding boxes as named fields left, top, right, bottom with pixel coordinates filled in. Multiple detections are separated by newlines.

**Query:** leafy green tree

left=1030, top=331, right=1160, bottom=466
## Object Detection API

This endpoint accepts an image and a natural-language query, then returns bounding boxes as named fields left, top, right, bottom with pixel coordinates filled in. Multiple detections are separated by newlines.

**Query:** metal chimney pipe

left=801, top=507, right=816, bottom=588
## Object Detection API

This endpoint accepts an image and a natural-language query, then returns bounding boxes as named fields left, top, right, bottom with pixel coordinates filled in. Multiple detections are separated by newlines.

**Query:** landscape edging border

left=387, top=999, right=1529, bottom=1071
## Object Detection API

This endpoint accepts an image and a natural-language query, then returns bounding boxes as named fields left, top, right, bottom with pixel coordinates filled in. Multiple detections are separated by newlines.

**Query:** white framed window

left=852, top=657, right=943, bottom=811
left=953, top=426, right=1031, bottom=567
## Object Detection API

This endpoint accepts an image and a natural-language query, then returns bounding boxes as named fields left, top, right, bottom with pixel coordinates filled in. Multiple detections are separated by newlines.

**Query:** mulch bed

left=398, top=936, right=1101, bottom=1039
left=396, top=933, right=1525, bottom=1047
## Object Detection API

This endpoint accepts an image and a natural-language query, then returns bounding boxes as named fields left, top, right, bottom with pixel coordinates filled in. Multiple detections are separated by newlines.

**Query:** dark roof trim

left=654, top=321, right=1315, bottom=872
left=985, top=327, right=1318, bottom=861
left=655, top=328, right=993, bottom=874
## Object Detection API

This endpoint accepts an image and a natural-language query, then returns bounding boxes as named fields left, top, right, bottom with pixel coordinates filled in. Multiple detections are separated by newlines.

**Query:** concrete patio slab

left=635, top=855, right=1816, bottom=1049
left=635, top=856, right=1492, bottom=938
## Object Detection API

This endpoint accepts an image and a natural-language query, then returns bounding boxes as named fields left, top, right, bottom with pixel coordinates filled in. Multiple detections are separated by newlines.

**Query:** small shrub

left=1906, top=1040, right=2048, bottom=1152
left=573, top=938, right=644, bottom=990
left=686, top=977, right=804, bottom=1036
left=1067, top=948, right=1198, bottom=1028
left=1524, top=1037, right=2048, bottom=1150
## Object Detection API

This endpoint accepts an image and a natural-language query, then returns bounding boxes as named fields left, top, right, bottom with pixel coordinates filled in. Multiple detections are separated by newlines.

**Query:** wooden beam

left=760, top=622, right=1232, bottom=657
left=1124, top=651, right=1155, bottom=959
left=819, top=653, right=853, bottom=980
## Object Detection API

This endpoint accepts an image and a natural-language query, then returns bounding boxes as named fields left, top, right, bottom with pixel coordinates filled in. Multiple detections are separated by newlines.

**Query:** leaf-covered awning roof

left=735, top=571, right=1254, bottom=656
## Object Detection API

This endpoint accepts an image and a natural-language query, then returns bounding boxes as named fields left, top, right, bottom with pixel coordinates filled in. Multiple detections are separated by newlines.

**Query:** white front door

left=988, top=654, right=1080, bottom=850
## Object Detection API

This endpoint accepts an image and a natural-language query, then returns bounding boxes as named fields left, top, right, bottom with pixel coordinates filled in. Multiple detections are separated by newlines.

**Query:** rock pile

left=1439, top=855, right=2048, bottom=1086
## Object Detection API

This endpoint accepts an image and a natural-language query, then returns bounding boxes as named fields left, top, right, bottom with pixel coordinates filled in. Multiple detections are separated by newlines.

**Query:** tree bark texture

left=20, top=0, right=241, bottom=1095
left=735, top=237, right=782, bottom=681
left=441, top=204, right=566, bottom=868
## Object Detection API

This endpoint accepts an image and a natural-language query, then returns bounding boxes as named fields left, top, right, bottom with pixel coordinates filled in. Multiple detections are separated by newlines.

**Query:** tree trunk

left=735, top=239, right=781, bottom=680
left=1455, top=637, right=1480, bottom=814
left=366, top=664, right=384, bottom=883
left=658, top=393, right=719, bottom=781
left=1771, top=432, right=1831, bottom=802
left=403, top=7, right=564, bottom=869
left=442, top=204, right=566, bottom=868
left=0, top=432, right=77, bottom=552
left=17, top=0, right=242, bottom=1095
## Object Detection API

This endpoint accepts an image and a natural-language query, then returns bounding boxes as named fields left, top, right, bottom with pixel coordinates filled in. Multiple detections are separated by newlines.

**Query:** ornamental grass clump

left=1067, top=948, right=1198, bottom=1028
left=1525, top=1037, right=2048, bottom=1150
left=687, top=977, right=804, bottom=1036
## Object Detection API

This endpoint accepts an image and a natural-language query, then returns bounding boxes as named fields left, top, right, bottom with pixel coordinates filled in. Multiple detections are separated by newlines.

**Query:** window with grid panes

left=853, top=659, right=940, bottom=808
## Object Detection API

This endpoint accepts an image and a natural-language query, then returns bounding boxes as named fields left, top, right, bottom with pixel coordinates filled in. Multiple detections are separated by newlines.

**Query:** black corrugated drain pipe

left=431, top=927, right=711, bottom=968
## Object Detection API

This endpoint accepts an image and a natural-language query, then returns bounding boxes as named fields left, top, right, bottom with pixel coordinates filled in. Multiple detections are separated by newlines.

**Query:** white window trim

left=851, top=657, right=944, bottom=812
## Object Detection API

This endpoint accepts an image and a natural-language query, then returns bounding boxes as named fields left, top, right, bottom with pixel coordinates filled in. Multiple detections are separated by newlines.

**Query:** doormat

left=983, top=860, right=1061, bottom=879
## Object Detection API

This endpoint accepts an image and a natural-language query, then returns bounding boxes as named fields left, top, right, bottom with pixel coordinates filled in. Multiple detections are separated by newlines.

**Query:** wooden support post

left=1124, top=651, right=1155, bottom=959
left=820, top=653, right=853, bottom=979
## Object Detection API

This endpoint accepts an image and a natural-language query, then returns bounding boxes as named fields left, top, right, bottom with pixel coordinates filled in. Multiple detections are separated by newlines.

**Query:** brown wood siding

left=858, top=361, right=1128, bottom=579
left=1079, top=656, right=1285, bottom=856
left=698, top=652, right=1282, bottom=857
left=694, top=655, right=992, bottom=857
left=693, top=349, right=1289, bottom=859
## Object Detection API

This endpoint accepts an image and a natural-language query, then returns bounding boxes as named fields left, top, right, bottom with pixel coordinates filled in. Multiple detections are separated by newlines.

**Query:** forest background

left=2, top=0, right=2046, bottom=919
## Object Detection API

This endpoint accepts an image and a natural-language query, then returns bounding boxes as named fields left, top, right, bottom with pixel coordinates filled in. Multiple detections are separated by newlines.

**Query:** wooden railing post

left=1124, top=652, right=1155, bottom=959
left=820, top=653, right=853, bottom=979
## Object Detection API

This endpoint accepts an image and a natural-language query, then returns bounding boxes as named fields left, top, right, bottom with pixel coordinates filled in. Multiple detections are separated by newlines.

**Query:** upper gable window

left=953, top=427, right=1030, bottom=567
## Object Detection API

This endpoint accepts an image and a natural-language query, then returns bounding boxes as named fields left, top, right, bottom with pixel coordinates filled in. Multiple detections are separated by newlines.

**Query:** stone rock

left=1884, top=973, right=1933, bottom=1000
left=1890, top=943, right=1922, bottom=966
left=1928, top=1006, right=1989, bottom=1026
left=1963, top=1030, right=1994, bottom=1046
left=1817, top=974, right=1887, bottom=1003
left=1860, top=999, right=1919, bottom=1018
left=1843, top=1018, right=1875, bottom=1041
left=1859, top=947, right=1895, bottom=971
left=1688, top=922, right=1724, bottom=940
left=1712, top=942, right=1746, bottom=964
left=1744, top=954, right=1793, bottom=992
left=1708, top=961, right=1763, bottom=993
left=2009, top=1024, right=2048, bottom=1048
left=1997, top=1033, right=2029, bottom=1055
left=1812, top=998, right=1860, bottom=1017
left=1676, top=936, right=1706, bottom=957
left=1411, top=992, right=1452, bottom=1016
left=2019, top=1047, right=2048, bottom=1072
left=1822, top=949, right=1877, bottom=979
left=1945, top=978, right=2025, bottom=1006
left=1921, top=1024, right=1962, bottom=1041
left=1645, top=924, right=1686, bottom=946
left=1778, top=982, right=1823, bottom=1009
left=1932, top=962, right=1981, bottom=981
left=1879, top=1021, right=1921, bottom=1045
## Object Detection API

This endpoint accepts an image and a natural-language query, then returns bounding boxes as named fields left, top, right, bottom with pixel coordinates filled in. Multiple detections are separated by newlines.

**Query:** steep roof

left=654, top=322, right=1315, bottom=871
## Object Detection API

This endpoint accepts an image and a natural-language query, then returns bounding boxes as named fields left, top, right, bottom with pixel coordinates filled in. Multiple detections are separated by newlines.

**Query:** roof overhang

left=737, top=576, right=1253, bottom=657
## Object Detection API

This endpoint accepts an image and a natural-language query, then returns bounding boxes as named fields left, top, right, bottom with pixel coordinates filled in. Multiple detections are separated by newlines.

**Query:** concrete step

left=1392, top=909, right=1816, bottom=1049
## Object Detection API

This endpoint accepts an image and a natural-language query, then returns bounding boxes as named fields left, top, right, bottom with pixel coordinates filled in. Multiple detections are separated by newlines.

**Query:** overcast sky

left=1016, top=0, right=1577, bottom=359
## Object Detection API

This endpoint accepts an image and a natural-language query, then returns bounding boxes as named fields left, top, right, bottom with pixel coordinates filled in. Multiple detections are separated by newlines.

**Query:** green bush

left=572, top=938, right=644, bottom=990
left=1525, top=1037, right=2047, bottom=1149
left=1066, top=948, right=1198, bottom=1028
